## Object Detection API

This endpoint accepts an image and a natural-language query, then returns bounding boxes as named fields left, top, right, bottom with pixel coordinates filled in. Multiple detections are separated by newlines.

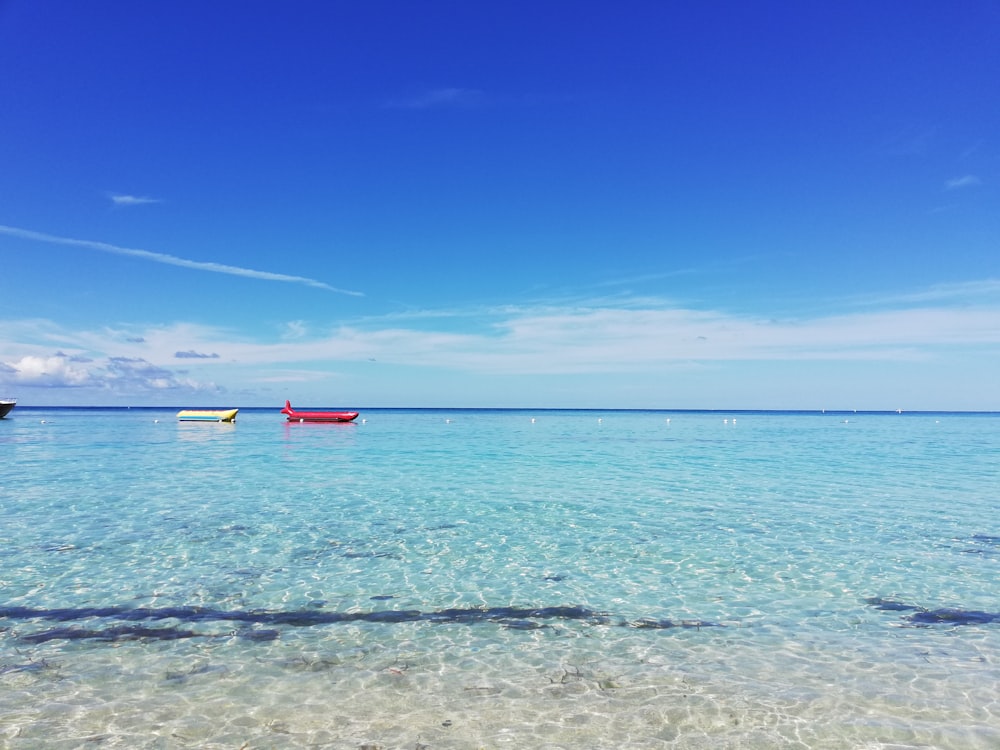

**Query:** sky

left=1, top=1, right=998, bottom=410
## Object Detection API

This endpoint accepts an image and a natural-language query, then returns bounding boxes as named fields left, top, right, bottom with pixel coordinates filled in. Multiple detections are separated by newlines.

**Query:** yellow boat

left=176, top=408, right=238, bottom=422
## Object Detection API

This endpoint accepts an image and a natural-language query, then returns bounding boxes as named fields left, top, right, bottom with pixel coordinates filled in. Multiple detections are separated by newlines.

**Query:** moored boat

left=0, top=399, right=15, bottom=419
left=281, top=400, right=359, bottom=423
left=176, top=408, right=238, bottom=422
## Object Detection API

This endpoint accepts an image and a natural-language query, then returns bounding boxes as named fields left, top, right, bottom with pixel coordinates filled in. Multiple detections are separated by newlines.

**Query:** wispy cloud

left=110, top=193, right=161, bottom=206
left=282, top=320, right=308, bottom=340
left=105, top=356, right=215, bottom=391
left=14, top=296, right=1000, bottom=375
left=883, top=125, right=937, bottom=157
left=853, top=278, right=1000, bottom=306
left=960, top=140, right=984, bottom=161
left=384, top=87, right=485, bottom=109
left=4, top=281, right=998, bottom=401
left=0, top=224, right=363, bottom=296
left=945, top=175, right=982, bottom=190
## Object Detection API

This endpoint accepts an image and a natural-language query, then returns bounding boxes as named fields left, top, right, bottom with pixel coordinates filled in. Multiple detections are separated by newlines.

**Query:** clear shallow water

left=1, top=407, right=998, bottom=749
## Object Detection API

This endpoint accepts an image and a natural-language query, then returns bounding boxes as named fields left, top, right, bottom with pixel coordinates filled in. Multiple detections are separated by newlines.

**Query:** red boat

left=281, top=400, right=359, bottom=423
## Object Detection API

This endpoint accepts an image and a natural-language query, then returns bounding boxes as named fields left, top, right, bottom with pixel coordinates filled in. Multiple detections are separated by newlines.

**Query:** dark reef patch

left=970, top=534, right=1000, bottom=546
left=1, top=603, right=721, bottom=643
left=864, top=597, right=920, bottom=612
left=908, top=609, right=999, bottom=626
left=865, top=597, right=1000, bottom=626
left=629, top=618, right=716, bottom=629
left=20, top=624, right=201, bottom=643
left=959, top=534, right=1000, bottom=556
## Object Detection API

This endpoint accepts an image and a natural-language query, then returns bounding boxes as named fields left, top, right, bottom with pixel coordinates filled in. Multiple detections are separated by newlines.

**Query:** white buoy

left=531, top=418, right=536, bottom=423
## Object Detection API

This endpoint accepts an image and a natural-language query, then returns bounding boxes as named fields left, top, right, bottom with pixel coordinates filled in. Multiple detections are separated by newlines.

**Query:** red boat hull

left=281, top=400, right=359, bottom=422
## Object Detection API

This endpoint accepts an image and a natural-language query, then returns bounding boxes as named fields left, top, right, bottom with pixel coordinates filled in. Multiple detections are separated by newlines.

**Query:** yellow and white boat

left=176, top=408, right=238, bottom=422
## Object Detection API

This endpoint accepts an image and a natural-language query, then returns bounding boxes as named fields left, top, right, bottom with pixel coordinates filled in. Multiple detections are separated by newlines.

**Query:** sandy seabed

left=3, top=622, right=998, bottom=750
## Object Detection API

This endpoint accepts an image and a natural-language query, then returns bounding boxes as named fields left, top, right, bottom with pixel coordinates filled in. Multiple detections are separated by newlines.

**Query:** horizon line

left=6, top=405, right=998, bottom=415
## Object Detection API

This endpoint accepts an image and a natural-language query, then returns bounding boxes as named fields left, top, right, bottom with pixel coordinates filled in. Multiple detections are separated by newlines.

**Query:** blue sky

left=1, top=1, right=998, bottom=409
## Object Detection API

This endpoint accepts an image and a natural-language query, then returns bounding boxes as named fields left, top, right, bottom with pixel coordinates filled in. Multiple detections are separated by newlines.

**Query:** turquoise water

left=2, top=407, right=998, bottom=749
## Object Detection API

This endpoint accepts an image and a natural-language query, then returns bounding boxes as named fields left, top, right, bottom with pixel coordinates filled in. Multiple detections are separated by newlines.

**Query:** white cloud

left=0, top=351, right=218, bottom=393
left=945, top=175, right=982, bottom=190
left=110, top=194, right=161, bottom=206
left=0, top=224, right=363, bottom=296
left=5, top=355, right=93, bottom=386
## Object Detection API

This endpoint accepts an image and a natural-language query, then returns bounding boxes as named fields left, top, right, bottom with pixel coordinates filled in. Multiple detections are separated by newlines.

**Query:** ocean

left=1, top=407, right=998, bottom=749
